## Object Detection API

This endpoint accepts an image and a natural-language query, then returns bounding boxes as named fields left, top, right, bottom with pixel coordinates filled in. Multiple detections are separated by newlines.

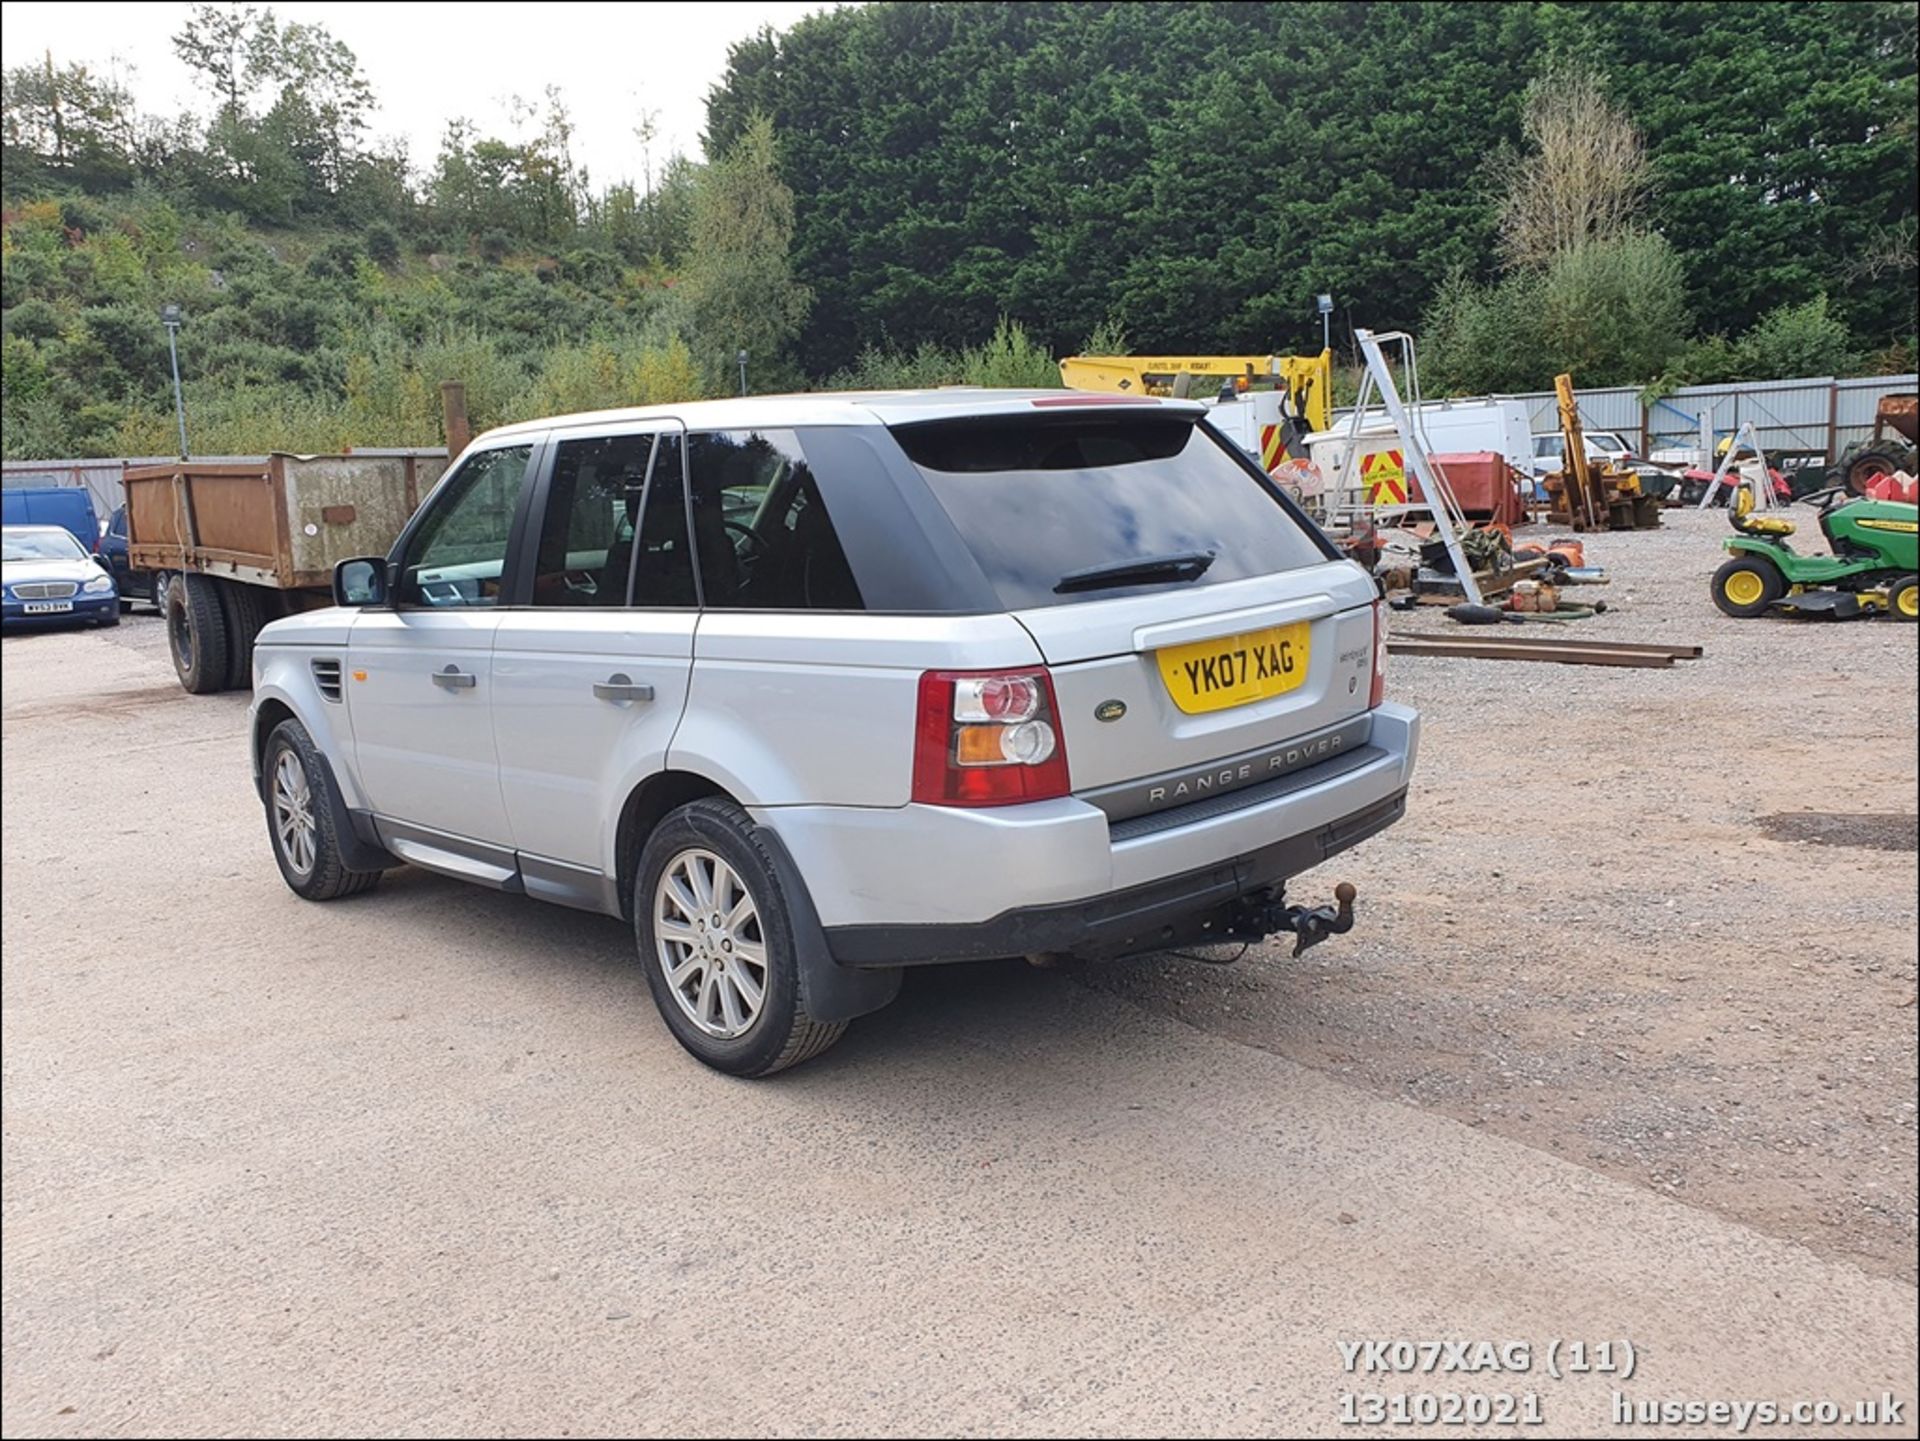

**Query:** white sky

left=0, top=0, right=837, bottom=186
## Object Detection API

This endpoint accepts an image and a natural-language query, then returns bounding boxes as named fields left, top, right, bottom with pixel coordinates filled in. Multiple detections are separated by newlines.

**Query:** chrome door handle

left=432, top=665, right=477, bottom=690
left=593, top=673, right=654, bottom=703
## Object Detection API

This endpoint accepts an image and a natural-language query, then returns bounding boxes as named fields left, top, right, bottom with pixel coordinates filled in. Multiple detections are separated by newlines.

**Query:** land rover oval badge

left=1094, top=699, right=1127, bottom=723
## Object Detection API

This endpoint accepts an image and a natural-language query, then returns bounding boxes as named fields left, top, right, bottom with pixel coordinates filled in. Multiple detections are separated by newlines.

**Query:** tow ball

left=1245, top=881, right=1359, bottom=958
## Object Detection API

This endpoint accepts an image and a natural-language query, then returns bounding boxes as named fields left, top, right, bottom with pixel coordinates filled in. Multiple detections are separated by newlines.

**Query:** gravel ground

left=1084, top=506, right=1920, bottom=1284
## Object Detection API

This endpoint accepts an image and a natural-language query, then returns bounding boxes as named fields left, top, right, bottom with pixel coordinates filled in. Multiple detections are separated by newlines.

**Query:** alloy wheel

left=653, top=848, right=768, bottom=1039
left=272, top=748, right=317, bottom=877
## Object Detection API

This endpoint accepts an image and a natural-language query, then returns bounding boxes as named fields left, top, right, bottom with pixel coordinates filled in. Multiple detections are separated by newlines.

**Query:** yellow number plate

left=1157, top=623, right=1310, bottom=715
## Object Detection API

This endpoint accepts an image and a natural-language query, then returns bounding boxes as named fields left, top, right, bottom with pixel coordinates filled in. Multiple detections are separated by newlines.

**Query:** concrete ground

left=1088, top=508, right=1920, bottom=1287
left=3, top=548, right=1916, bottom=1438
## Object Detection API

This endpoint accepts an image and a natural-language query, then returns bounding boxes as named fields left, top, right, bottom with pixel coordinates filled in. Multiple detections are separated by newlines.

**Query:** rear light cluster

left=1370, top=599, right=1389, bottom=708
left=913, top=668, right=1071, bottom=807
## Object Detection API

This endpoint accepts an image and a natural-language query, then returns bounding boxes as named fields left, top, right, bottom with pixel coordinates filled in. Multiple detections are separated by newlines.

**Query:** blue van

left=1, top=486, right=101, bottom=553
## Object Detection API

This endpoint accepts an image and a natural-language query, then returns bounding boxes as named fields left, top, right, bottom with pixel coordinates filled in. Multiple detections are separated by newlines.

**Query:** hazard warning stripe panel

left=1361, top=448, right=1408, bottom=505
left=1260, top=424, right=1285, bottom=472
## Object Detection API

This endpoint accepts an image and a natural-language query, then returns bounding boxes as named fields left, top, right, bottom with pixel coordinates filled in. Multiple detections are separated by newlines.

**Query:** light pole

left=161, top=304, right=189, bottom=459
left=736, top=348, right=749, bottom=397
left=1316, top=293, right=1334, bottom=355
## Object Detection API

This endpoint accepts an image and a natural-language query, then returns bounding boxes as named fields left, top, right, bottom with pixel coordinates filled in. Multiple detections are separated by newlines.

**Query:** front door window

left=398, top=445, right=532, bottom=607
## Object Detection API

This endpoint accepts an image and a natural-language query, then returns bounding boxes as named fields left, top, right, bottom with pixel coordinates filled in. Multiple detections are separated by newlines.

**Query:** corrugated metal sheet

left=1657, top=378, right=1836, bottom=456
left=1835, top=375, right=1918, bottom=452
left=1513, top=387, right=1644, bottom=447
left=1495, top=373, right=1917, bottom=461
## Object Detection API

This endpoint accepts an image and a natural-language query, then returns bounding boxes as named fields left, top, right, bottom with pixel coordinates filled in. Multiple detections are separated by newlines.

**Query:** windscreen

left=891, top=413, right=1327, bottom=610
left=2, top=529, right=86, bottom=562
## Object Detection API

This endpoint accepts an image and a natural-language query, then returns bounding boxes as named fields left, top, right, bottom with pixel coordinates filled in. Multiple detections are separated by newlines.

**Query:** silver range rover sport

left=248, top=390, right=1418, bottom=1075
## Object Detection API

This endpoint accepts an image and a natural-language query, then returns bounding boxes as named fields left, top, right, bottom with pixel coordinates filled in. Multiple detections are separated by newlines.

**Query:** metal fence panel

left=1834, top=375, right=1917, bottom=453
left=1512, top=387, right=1646, bottom=448
left=1499, top=373, right=1920, bottom=464
left=1659, top=378, right=1836, bottom=458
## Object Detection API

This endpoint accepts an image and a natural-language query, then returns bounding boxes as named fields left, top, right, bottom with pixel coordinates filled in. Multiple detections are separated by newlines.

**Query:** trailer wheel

left=152, top=571, right=173, bottom=615
left=166, top=573, right=231, bottom=694
left=219, top=579, right=271, bottom=692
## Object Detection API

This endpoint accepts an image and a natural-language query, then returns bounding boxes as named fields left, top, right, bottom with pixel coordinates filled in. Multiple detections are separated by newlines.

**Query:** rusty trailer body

left=124, top=452, right=445, bottom=590
left=125, top=451, right=448, bottom=694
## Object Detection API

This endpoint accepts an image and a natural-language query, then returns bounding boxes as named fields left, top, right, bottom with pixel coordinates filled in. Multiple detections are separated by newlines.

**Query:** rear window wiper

left=1053, top=550, right=1216, bottom=594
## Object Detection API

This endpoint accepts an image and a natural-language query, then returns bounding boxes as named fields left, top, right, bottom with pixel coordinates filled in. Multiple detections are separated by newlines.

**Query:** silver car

left=248, top=392, right=1419, bottom=1075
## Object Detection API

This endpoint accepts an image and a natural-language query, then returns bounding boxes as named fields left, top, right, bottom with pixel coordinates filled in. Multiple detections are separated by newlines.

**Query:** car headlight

left=83, top=575, right=115, bottom=594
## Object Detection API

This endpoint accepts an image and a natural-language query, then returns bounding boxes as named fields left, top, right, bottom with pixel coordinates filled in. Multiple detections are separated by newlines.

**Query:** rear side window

left=686, top=430, right=863, bottom=611
left=891, top=414, right=1326, bottom=610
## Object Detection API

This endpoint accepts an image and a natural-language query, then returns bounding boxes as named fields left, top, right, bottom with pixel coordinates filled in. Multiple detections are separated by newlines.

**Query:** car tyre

left=166, top=573, right=230, bottom=693
left=636, top=797, right=846, bottom=1077
left=262, top=718, right=382, bottom=901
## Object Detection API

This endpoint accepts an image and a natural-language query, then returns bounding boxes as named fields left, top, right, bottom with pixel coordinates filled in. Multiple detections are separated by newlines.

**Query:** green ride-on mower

left=1711, top=483, right=1919, bottom=621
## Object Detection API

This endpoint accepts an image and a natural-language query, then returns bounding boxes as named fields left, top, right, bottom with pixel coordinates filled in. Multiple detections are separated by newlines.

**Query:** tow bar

left=1236, top=881, right=1359, bottom=958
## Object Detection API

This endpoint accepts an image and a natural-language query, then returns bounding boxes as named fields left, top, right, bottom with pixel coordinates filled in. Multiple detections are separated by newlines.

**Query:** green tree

left=1, top=54, right=137, bottom=194
left=681, top=114, right=810, bottom=388
left=171, top=2, right=274, bottom=120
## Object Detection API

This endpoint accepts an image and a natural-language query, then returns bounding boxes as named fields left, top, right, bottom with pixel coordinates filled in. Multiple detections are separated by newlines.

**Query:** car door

left=347, top=440, right=541, bottom=853
left=491, top=424, right=698, bottom=894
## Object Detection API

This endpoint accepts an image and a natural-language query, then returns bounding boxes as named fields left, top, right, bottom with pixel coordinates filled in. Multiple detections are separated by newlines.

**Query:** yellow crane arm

left=1059, top=350, right=1333, bottom=434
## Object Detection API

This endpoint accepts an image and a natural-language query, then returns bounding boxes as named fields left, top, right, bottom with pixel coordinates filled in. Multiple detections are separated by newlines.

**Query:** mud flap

left=754, top=825, right=903, bottom=1024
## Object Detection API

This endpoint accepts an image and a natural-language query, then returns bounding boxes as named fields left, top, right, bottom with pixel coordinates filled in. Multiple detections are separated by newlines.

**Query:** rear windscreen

left=891, top=413, right=1328, bottom=610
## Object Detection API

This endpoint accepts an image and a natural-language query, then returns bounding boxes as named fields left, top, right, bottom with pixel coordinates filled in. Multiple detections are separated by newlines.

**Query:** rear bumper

left=823, top=787, right=1406, bottom=966
left=756, top=701, right=1418, bottom=965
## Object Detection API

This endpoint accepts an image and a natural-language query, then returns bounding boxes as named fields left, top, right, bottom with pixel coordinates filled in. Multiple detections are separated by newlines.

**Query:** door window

left=685, top=430, right=864, bottom=610
left=530, top=433, right=656, bottom=607
left=397, top=445, right=532, bottom=607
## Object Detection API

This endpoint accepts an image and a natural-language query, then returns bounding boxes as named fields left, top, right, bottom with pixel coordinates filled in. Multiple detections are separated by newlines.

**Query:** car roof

left=473, top=388, right=1204, bottom=446
left=2, top=524, right=77, bottom=538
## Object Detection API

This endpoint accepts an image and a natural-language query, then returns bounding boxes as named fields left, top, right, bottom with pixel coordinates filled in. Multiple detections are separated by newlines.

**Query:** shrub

left=364, top=222, right=401, bottom=269
left=824, top=340, right=964, bottom=391
left=959, top=317, right=1060, bottom=389
left=3, top=297, right=64, bottom=342
left=1733, top=294, right=1853, bottom=381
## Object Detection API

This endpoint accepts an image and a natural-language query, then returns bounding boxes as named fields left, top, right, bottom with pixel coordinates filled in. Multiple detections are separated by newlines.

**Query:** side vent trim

left=311, top=658, right=343, bottom=703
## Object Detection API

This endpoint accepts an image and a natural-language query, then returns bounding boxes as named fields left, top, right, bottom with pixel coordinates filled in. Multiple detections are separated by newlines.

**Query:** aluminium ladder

left=1325, top=328, right=1484, bottom=607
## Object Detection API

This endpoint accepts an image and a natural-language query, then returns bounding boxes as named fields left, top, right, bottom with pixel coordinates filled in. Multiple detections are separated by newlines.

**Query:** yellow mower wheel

left=1890, top=574, right=1920, bottom=622
left=1712, top=556, right=1784, bottom=618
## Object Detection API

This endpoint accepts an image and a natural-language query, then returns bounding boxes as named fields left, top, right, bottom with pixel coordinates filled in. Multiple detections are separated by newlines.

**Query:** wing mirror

left=333, top=556, right=389, bottom=607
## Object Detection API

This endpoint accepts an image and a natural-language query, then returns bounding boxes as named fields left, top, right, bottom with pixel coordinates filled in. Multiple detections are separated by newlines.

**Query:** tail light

left=912, top=667, right=1071, bottom=807
left=1369, top=599, right=1389, bottom=708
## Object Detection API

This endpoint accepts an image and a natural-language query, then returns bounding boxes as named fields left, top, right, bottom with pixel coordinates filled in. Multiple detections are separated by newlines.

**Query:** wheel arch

left=612, top=769, right=737, bottom=920
left=251, top=696, right=298, bottom=795
left=1722, top=538, right=1789, bottom=567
